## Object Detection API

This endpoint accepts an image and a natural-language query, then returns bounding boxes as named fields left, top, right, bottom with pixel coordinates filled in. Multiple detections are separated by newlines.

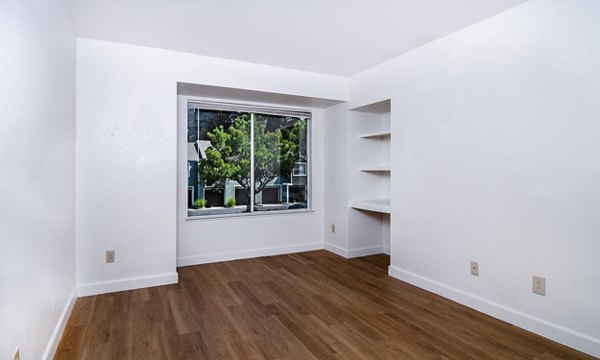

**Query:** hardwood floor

left=56, top=251, right=595, bottom=359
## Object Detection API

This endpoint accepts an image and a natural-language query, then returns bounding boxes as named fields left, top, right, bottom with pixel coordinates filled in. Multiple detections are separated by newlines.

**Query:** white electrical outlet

left=533, top=275, right=546, bottom=296
left=13, top=348, right=20, bottom=360
left=331, top=224, right=335, bottom=233
left=470, top=261, right=479, bottom=276
left=106, top=250, right=115, bottom=263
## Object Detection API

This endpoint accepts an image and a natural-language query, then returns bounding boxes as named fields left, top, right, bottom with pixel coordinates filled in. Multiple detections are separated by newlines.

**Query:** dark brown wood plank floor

left=55, top=251, right=596, bottom=360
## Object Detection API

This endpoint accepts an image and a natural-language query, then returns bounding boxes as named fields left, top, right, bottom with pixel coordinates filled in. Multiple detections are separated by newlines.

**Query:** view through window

left=187, top=103, right=310, bottom=217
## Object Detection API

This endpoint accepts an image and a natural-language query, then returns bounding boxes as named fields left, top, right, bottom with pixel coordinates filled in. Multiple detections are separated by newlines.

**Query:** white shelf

left=350, top=199, right=391, bottom=214
left=349, top=99, right=391, bottom=113
left=359, top=130, right=391, bottom=139
left=359, top=166, right=391, bottom=172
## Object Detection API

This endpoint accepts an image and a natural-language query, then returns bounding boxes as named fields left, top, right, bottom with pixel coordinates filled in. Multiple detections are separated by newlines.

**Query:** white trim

left=177, top=242, right=323, bottom=267
left=382, top=245, right=390, bottom=255
left=42, top=287, right=77, bottom=360
left=348, top=245, right=385, bottom=258
left=388, top=266, right=600, bottom=358
left=186, top=208, right=314, bottom=221
left=77, top=272, right=179, bottom=297
left=324, top=243, right=385, bottom=258
left=306, top=116, right=312, bottom=210
left=250, top=112, right=255, bottom=212
left=324, top=242, right=350, bottom=258
left=187, top=99, right=312, bottom=118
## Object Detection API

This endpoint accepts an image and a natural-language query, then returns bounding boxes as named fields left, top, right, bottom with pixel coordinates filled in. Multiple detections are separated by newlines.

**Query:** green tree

left=198, top=114, right=306, bottom=212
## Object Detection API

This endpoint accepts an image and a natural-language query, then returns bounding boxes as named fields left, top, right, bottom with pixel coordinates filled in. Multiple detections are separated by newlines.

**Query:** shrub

left=193, top=198, right=206, bottom=209
left=226, top=197, right=236, bottom=207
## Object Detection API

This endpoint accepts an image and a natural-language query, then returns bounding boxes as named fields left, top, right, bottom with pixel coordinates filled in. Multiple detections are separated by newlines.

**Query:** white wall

left=350, top=0, right=600, bottom=356
left=76, top=38, right=347, bottom=294
left=323, top=103, right=350, bottom=254
left=0, top=0, right=76, bottom=359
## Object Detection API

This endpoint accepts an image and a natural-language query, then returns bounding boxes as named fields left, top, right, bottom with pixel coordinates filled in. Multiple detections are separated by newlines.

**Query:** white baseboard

left=77, top=272, right=179, bottom=297
left=324, top=243, right=385, bottom=258
left=177, top=242, right=324, bottom=267
left=42, top=287, right=77, bottom=360
left=382, top=245, right=390, bottom=255
left=324, top=242, right=350, bottom=257
left=348, top=245, right=385, bottom=258
left=388, top=266, right=600, bottom=358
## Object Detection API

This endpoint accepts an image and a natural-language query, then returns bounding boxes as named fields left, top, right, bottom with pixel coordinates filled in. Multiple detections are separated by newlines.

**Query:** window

left=293, top=162, right=307, bottom=176
left=186, top=101, right=310, bottom=217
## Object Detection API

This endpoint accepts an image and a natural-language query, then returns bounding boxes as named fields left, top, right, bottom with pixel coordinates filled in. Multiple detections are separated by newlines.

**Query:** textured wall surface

left=76, top=38, right=347, bottom=293
left=0, top=0, right=76, bottom=358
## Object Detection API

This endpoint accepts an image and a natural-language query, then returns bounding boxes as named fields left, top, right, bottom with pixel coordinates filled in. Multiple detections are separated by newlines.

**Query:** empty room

left=1, top=0, right=599, bottom=359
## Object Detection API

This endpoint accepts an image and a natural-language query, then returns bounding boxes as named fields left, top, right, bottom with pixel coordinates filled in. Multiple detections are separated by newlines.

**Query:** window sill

left=185, top=208, right=315, bottom=221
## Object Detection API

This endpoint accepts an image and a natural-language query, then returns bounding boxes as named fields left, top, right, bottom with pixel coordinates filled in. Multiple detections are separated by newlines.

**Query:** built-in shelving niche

left=348, top=99, right=391, bottom=255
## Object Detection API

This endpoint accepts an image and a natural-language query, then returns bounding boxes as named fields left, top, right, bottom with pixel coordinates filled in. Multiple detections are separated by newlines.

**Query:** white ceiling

left=64, top=0, right=528, bottom=76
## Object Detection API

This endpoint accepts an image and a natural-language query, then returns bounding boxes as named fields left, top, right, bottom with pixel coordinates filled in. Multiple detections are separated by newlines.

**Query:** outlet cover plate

left=106, top=250, right=115, bottom=263
left=470, top=261, right=479, bottom=276
left=533, top=275, right=546, bottom=296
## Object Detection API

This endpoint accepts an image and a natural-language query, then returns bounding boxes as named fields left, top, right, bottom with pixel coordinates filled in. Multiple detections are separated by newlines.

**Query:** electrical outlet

left=13, top=348, right=20, bottom=360
left=331, top=224, right=335, bottom=233
left=533, top=275, right=546, bottom=296
left=106, top=250, right=115, bottom=263
left=470, top=261, right=479, bottom=276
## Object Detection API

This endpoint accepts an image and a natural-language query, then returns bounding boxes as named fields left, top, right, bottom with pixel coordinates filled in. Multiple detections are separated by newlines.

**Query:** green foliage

left=198, top=114, right=306, bottom=209
left=193, top=198, right=206, bottom=209
left=226, top=197, right=236, bottom=207
left=279, top=119, right=307, bottom=175
left=199, top=115, right=251, bottom=192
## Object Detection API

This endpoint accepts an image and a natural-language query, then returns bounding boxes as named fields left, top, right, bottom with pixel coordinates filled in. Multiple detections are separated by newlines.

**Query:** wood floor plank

left=55, top=251, right=597, bottom=360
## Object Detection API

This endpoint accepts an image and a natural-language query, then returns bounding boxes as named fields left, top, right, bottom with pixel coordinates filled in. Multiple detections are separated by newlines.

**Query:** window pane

left=187, top=108, right=251, bottom=216
left=253, top=114, right=309, bottom=212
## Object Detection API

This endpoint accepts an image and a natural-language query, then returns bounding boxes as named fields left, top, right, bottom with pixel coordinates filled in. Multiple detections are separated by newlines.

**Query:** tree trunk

left=246, top=191, right=252, bottom=213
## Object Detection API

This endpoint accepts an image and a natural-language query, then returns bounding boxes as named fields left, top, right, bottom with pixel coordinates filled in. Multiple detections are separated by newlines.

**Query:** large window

left=186, top=101, right=310, bottom=217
